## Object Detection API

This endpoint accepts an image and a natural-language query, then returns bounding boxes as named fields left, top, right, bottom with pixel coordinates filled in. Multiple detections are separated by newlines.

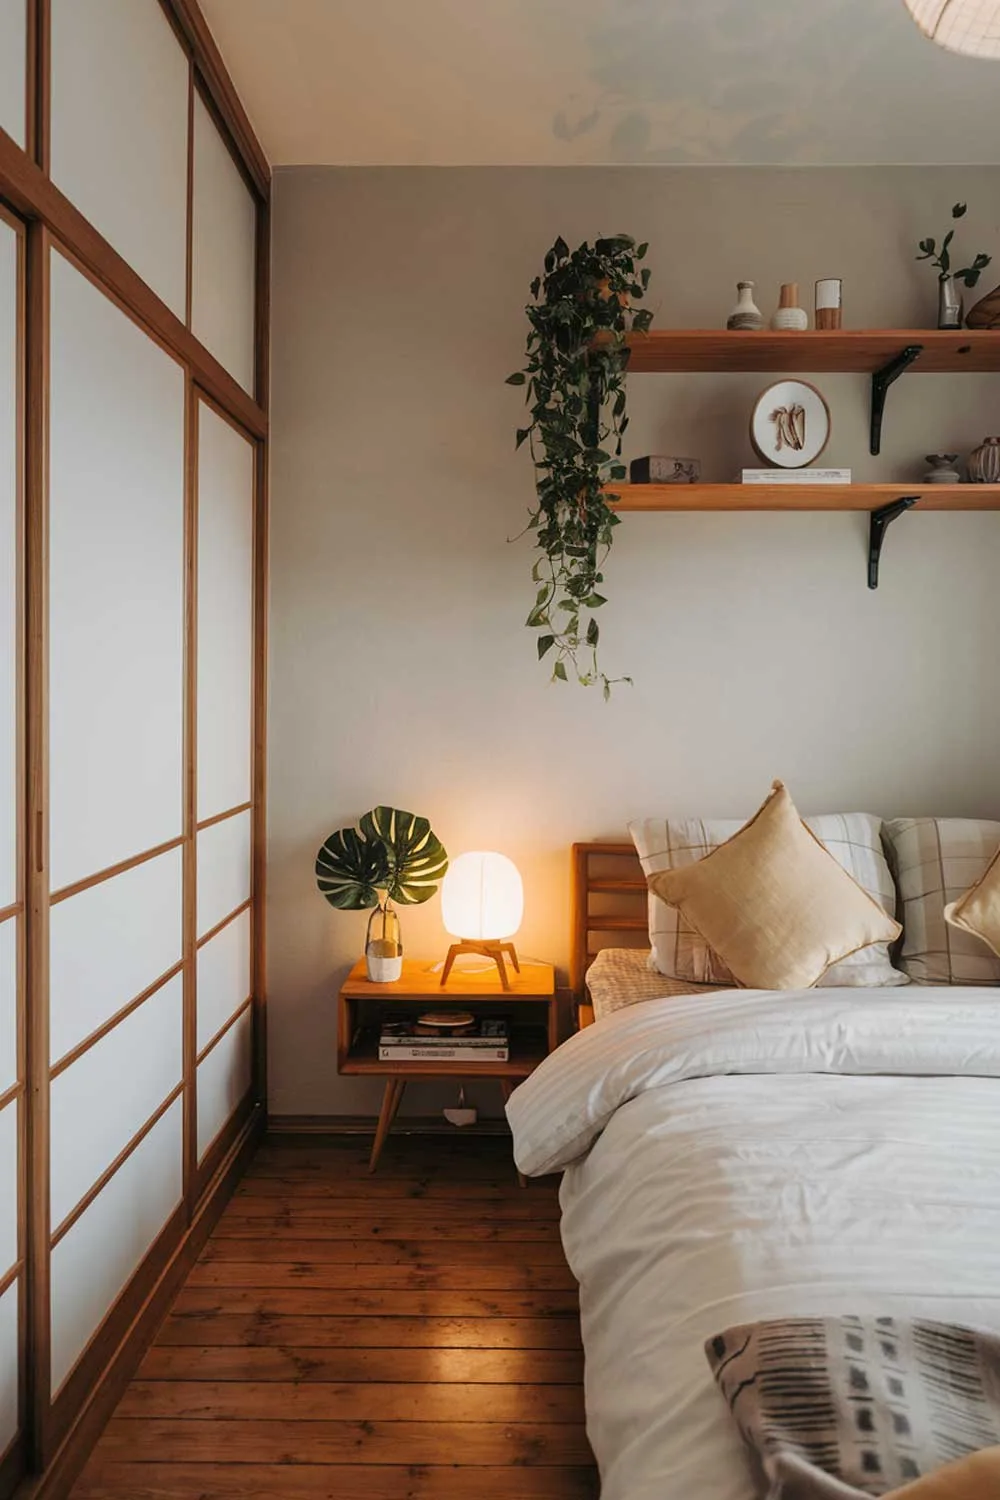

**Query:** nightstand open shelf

left=341, top=1025, right=549, bottom=1079
left=336, top=958, right=557, bottom=1177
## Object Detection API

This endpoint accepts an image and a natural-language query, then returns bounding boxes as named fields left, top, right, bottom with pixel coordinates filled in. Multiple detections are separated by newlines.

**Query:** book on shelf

left=379, top=1018, right=508, bottom=1044
left=740, top=468, right=851, bottom=484
left=378, top=1018, right=509, bottom=1060
left=378, top=1042, right=510, bottom=1062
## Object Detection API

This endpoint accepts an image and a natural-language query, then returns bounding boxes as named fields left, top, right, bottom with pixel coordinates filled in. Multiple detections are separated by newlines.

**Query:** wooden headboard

left=570, top=842, right=648, bottom=1002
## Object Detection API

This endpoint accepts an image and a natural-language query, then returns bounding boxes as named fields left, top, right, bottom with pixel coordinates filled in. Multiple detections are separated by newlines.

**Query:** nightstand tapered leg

left=370, top=1078, right=406, bottom=1173
left=499, top=1080, right=527, bottom=1188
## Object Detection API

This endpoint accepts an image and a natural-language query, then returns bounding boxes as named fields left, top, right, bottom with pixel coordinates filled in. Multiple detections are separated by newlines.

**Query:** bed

left=506, top=842, right=1000, bottom=1500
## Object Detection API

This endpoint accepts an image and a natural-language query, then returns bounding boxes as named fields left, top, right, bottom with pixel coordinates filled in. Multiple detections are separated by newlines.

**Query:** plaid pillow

left=631, top=812, right=906, bottom=988
left=883, top=818, right=1000, bottom=985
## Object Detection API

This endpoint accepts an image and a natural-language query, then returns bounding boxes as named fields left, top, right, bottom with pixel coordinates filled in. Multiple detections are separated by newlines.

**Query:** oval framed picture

left=750, top=379, right=831, bottom=468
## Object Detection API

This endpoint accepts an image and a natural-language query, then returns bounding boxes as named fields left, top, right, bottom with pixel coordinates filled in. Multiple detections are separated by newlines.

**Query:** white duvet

left=505, top=988, right=1000, bottom=1500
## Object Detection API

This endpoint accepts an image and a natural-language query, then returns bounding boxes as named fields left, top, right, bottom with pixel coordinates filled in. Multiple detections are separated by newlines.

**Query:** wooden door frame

left=0, top=1, right=271, bottom=1490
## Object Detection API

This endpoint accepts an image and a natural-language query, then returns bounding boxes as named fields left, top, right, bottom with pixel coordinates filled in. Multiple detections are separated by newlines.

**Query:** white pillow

left=630, top=811, right=907, bottom=988
left=883, top=817, right=1000, bottom=985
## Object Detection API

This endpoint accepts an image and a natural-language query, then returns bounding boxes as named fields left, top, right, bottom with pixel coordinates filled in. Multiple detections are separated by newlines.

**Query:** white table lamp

left=440, top=851, right=524, bottom=989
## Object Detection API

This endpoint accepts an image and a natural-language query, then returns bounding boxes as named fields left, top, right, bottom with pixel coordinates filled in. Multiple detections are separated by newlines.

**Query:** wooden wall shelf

left=619, top=329, right=1000, bottom=374
left=584, top=328, right=1000, bottom=584
left=604, top=483, right=1000, bottom=512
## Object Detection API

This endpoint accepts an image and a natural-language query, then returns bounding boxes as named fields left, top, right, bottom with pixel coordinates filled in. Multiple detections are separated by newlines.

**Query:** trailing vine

left=507, top=234, right=652, bottom=696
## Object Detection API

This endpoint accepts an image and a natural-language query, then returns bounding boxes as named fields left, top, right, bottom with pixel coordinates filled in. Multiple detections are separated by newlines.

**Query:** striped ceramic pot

left=968, top=436, right=1000, bottom=483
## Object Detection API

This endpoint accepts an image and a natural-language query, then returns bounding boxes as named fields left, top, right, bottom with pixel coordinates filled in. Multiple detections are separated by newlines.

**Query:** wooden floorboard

left=70, top=1135, right=596, bottom=1499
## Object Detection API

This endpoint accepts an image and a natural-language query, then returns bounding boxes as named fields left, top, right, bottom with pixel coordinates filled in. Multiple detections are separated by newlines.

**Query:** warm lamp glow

left=903, top=0, right=1000, bottom=58
left=441, top=851, right=523, bottom=940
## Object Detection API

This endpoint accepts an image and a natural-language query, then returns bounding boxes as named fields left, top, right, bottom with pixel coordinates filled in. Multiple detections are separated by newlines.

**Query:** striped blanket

left=706, top=1317, right=1000, bottom=1499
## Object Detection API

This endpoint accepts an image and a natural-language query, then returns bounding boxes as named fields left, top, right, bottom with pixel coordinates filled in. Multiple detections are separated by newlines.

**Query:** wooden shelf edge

left=339, top=1058, right=542, bottom=1078
left=615, top=328, right=1000, bottom=374
left=604, top=483, right=1000, bottom=512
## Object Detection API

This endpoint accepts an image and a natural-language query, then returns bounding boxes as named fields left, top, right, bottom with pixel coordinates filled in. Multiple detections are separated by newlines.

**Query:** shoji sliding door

left=0, top=2, right=267, bottom=1488
left=0, top=208, right=23, bottom=1489
left=0, top=1, right=27, bottom=149
left=194, top=399, right=255, bottom=1169
left=47, top=247, right=186, bottom=1402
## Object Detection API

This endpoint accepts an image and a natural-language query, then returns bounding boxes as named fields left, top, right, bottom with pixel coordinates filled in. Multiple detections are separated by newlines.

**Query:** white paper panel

left=49, top=252, right=185, bottom=892
left=50, top=0, right=188, bottom=315
left=0, top=1099, right=17, bottom=1277
left=197, top=909, right=250, bottom=1054
left=50, top=975, right=182, bottom=1232
left=50, top=1096, right=182, bottom=1393
left=191, top=93, right=256, bottom=392
left=0, top=918, right=15, bottom=1098
left=49, top=848, right=182, bottom=1066
left=197, top=403, right=254, bottom=821
left=197, top=1006, right=251, bottom=1160
left=0, top=0, right=27, bottom=148
left=197, top=810, right=251, bottom=938
left=0, top=1277, right=16, bottom=1460
left=0, top=216, right=18, bottom=912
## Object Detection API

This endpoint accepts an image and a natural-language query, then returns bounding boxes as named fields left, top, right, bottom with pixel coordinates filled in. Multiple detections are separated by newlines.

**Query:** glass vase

left=938, top=275, right=963, bottom=330
left=366, top=900, right=402, bottom=983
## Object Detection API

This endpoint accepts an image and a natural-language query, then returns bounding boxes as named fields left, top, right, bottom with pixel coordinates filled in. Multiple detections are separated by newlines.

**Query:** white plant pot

left=366, top=951, right=403, bottom=983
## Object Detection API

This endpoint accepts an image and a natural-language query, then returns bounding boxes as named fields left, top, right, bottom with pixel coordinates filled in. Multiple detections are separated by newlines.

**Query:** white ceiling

left=200, top=0, right=1000, bottom=167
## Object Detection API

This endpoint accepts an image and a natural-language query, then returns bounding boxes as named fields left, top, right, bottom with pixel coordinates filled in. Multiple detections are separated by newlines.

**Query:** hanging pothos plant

left=506, top=234, right=652, bottom=697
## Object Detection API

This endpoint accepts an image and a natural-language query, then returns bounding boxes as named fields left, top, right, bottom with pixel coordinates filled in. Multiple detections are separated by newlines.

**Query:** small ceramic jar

left=770, top=283, right=808, bottom=331
left=923, top=454, right=960, bottom=484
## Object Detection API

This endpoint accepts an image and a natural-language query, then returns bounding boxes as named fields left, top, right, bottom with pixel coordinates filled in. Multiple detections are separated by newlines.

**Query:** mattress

left=506, top=986, right=1000, bottom=1500
left=585, top=945, right=719, bottom=1020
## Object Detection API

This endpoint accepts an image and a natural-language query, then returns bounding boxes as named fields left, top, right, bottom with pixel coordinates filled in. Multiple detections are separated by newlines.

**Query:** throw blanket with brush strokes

left=705, top=1317, right=1000, bottom=1499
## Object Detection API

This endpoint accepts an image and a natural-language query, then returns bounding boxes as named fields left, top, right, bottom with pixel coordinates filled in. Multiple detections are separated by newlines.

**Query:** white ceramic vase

left=770, top=283, right=808, bottom=331
left=726, top=281, right=763, bottom=331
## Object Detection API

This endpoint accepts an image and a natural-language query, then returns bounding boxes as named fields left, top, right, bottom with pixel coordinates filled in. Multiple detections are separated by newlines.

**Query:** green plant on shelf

left=916, top=202, right=991, bottom=287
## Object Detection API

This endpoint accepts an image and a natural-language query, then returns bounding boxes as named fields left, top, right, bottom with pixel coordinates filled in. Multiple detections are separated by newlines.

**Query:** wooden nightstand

left=337, top=958, right=557, bottom=1176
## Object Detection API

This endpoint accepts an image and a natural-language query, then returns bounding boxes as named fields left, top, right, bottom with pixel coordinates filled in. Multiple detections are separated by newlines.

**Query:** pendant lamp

left=903, top=0, right=1000, bottom=59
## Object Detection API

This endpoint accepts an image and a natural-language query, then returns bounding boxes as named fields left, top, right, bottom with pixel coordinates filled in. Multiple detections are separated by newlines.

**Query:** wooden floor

left=71, top=1133, right=597, bottom=1499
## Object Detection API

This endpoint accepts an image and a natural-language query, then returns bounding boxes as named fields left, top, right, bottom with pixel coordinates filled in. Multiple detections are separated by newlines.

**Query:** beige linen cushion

left=647, top=782, right=901, bottom=990
left=945, top=844, right=1000, bottom=961
left=631, top=810, right=905, bottom=988
left=884, top=818, right=1000, bottom=984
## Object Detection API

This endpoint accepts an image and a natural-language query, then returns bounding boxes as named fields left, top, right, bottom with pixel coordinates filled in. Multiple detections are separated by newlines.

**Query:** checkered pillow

left=630, top=812, right=906, bottom=988
left=883, top=818, right=1000, bottom=985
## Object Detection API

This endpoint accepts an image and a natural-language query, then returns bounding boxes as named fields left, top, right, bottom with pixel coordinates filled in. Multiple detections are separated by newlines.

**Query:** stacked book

left=378, top=1017, right=510, bottom=1063
left=740, top=467, right=851, bottom=484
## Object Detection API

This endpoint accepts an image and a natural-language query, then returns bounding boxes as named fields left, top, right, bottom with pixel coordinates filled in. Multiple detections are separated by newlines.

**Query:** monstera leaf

left=315, top=806, right=448, bottom=910
left=315, top=825, right=390, bottom=910
left=359, top=806, right=449, bottom=905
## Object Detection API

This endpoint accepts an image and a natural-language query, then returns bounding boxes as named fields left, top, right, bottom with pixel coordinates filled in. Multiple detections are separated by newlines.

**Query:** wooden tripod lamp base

left=440, top=940, right=521, bottom=990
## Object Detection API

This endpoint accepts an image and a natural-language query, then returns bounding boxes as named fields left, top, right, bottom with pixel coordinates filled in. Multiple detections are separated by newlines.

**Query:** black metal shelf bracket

left=870, top=344, right=923, bottom=455
left=868, top=497, right=919, bottom=589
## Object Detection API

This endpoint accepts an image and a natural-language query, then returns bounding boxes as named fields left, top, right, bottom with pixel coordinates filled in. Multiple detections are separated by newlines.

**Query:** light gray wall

left=268, top=166, right=1000, bottom=1119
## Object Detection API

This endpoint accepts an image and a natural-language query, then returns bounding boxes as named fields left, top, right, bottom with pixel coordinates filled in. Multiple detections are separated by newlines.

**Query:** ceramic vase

left=366, top=899, right=403, bottom=982
left=968, top=436, right=1000, bottom=483
left=770, top=283, right=808, bottom=331
left=814, top=278, right=843, bottom=330
left=923, top=454, right=960, bottom=484
left=938, top=275, right=964, bottom=330
left=726, top=281, right=763, bottom=331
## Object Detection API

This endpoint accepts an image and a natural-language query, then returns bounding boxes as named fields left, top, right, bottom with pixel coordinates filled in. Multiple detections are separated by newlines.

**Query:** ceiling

left=199, top=0, right=1000, bottom=167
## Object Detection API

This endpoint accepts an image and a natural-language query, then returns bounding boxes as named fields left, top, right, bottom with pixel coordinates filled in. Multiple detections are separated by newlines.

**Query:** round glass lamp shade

left=903, top=0, right=1000, bottom=58
left=441, top=852, right=524, bottom=941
